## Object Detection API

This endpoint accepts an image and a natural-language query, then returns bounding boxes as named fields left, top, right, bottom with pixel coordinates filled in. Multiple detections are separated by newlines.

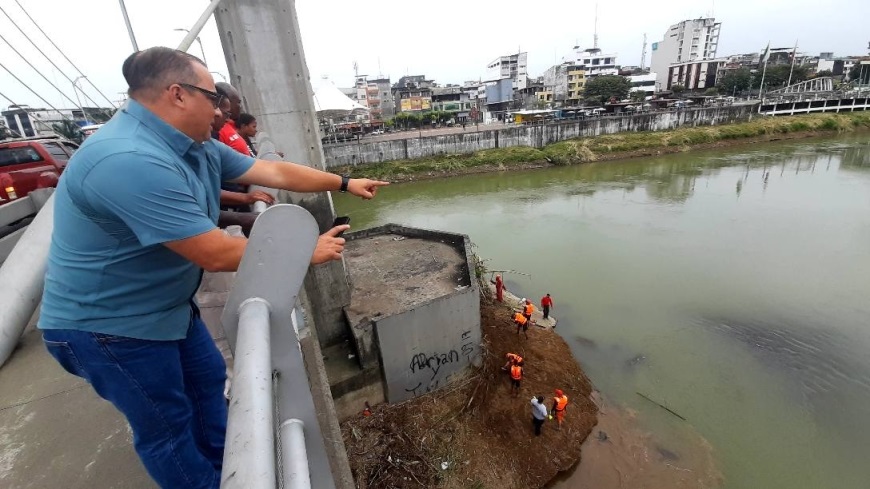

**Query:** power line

left=0, top=32, right=84, bottom=112
left=3, top=2, right=117, bottom=109
left=0, top=3, right=102, bottom=109
left=0, top=60, right=76, bottom=125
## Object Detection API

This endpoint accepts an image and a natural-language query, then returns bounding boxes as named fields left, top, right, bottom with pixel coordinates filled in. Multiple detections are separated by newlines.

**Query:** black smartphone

left=332, top=216, right=351, bottom=236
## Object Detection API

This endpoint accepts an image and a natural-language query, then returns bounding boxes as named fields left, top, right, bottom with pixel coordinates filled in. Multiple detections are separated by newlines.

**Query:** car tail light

left=36, top=171, right=59, bottom=189
left=0, top=173, right=16, bottom=200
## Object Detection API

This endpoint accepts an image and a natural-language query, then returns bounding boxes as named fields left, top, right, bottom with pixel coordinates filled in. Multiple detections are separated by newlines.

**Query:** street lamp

left=174, top=28, right=207, bottom=66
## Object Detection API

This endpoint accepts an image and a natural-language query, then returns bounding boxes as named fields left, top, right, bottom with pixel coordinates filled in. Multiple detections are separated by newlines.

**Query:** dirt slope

left=341, top=298, right=598, bottom=488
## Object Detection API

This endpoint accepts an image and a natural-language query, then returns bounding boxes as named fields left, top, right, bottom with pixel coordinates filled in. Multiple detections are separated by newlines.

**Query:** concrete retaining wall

left=375, top=285, right=481, bottom=403
left=323, top=104, right=758, bottom=168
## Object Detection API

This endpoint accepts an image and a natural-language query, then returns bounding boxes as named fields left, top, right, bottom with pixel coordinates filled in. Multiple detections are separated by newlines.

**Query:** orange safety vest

left=510, top=365, right=523, bottom=380
left=554, top=395, right=568, bottom=411
left=506, top=353, right=523, bottom=364
left=513, top=312, right=527, bottom=325
left=524, top=303, right=534, bottom=315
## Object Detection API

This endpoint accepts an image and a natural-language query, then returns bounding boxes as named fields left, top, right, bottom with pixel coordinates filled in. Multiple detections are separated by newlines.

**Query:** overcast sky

left=1, top=0, right=868, bottom=110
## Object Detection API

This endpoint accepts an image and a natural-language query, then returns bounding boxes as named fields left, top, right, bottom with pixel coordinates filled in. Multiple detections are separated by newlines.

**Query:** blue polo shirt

left=38, top=100, right=255, bottom=340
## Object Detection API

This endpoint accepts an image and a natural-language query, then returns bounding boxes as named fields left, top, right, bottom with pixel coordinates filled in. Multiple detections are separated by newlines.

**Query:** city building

left=817, top=56, right=863, bottom=77
left=1, top=105, right=105, bottom=138
left=650, top=17, right=721, bottom=90
left=392, top=75, right=434, bottom=113
left=430, top=86, right=474, bottom=120
left=665, top=59, right=727, bottom=91
left=542, top=63, right=586, bottom=106
left=486, top=52, right=529, bottom=89
left=349, top=76, right=396, bottom=122
left=484, top=79, right=514, bottom=121
left=628, top=73, right=657, bottom=98
left=564, top=47, right=618, bottom=78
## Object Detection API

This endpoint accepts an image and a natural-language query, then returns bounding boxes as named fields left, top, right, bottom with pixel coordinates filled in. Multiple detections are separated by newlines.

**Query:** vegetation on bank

left=334, top=112, right=870, bottom=181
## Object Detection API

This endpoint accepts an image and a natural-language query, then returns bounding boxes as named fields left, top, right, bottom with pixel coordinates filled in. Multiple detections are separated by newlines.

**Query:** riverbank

left=340, top=296, right=598, bottom=489
left=333, top=112, right=870, bottom=183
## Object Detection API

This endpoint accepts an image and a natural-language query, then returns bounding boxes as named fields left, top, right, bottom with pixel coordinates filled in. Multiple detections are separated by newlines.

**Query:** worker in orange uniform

left=512, top=311, right=529, bottom=339
left=503, top=352, right=523, bottom=370
left=493, top=274, right=505, bottom=302
left=510, top=361, right=523, bottom=397
left=522, top=299, right=535, bottom=324
left=552, top=389, right=569, bottom=429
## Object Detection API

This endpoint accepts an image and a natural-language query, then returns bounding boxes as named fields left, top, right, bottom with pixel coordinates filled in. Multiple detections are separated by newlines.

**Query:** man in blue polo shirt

left=38, top=47, right=387, bottom=489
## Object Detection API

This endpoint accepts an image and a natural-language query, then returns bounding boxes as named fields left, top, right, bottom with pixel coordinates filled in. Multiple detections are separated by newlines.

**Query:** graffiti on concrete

left=402, top=330, right=479, bottom=399
left=460, top=330, right=475, bottom=359
left=409, top=350, right=460, bottom=380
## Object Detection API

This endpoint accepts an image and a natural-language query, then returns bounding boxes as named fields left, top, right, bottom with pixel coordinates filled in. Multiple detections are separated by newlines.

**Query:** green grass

left=334, top=113, right=870, bottom=181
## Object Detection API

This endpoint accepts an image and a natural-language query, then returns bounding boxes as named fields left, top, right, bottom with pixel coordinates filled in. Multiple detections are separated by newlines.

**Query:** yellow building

left=567, top=67, right=586, bottom=103
left=536, top=90, right=553, bottom=102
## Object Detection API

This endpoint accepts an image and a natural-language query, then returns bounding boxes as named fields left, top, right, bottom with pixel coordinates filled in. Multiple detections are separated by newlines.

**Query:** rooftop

left=343, top=229, right=470, bottom=324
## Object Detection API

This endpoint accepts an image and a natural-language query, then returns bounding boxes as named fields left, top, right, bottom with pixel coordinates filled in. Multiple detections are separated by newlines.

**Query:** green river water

left=334, top=135, right=870, bottom=489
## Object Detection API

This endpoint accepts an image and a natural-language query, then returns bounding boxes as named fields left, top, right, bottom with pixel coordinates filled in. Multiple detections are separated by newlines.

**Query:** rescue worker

left=510, top=361, right=523, bottom=397
left=552, top=389, right=569, bottom=430
left=523, top=299, right=535, bottom=324
left=503, top=352, right=523, bottom=370
left=513, top=311, right=529, bottom=339
left=492, top=274, right=505, bottom=302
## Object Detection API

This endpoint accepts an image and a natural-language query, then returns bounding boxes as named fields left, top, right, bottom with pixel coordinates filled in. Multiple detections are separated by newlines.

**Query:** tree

left=704, top=87, right=719, bottom=96
left=671, top=84, right=686, bottom=95
left=52, top=120, right=83, bottom=143
left=762, top=65, right=809, bottom=89
left=848, top=63, right=869, bottom=84
left=629, top=90, right=647, bottom=102
left=816, top=70, right=833, bottom=78
left=718, top=68, right=751, bottom=95
left=583, top=75, right=632, bottom=105
left=0, top=124, right=16, bottom=140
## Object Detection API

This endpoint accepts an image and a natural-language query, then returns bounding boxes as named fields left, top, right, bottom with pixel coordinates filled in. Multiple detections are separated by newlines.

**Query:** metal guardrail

left=0, top=188, right=54, bottom=367
left=220, top=203, right=335, bottom=489
left=0, top=188, right=53, bottom=264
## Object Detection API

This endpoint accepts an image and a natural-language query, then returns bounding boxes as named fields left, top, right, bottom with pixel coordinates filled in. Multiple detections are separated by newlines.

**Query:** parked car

left=0, top=137, right=78, bottom=204
left=80, top=123, right=104, bottom=139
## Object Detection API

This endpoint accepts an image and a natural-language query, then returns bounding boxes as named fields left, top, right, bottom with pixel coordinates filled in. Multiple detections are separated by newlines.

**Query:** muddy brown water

left=336, top=135, right=870, bottom=489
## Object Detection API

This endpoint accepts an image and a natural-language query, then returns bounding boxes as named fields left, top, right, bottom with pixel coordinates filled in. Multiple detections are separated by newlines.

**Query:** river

left=333, top=134, right=870, bottom=489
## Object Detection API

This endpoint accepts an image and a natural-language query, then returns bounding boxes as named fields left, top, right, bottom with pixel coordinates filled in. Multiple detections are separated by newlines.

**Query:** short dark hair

left=238, top=113, right=256, bottom=126
left=537, top=396, right=544, bottom=403
left=215, top=82, right=240, bottom=101
left=122, top=47, right=204, bottom=98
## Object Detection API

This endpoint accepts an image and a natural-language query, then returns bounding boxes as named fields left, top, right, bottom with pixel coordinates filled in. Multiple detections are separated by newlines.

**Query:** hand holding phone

left=331, top=216, right=351, bottom=237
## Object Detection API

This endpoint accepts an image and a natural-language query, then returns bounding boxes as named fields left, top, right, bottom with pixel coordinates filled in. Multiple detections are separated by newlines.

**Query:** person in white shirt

left=530, top=395, right=548, bottom=436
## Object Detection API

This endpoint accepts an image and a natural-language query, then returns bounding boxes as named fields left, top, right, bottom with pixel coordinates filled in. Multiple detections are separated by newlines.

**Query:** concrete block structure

left=340, top=224, right=481, bottom=404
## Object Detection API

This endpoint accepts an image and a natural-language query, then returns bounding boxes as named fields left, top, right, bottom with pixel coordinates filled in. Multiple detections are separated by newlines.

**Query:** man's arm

left=164, top=229, right=247, bottom=272
left=164, top=223, right=351, bottom=272
left=219, top=189, right=275, bottom=207
left=232, top=159, right=388, bottom=198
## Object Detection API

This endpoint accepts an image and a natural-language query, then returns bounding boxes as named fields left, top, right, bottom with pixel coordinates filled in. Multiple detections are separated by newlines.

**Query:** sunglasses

left=177, top=83, right=224, bottom=108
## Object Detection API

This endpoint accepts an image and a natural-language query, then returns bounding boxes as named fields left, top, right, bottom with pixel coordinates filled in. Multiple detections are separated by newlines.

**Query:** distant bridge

left=769, top=77, right=834, bottom=95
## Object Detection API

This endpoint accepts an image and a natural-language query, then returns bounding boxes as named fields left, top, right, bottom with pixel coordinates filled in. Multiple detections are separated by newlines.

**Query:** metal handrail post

left=223, top=297, right=275, bottom=488
left=280, top=419, right=310, bottom=489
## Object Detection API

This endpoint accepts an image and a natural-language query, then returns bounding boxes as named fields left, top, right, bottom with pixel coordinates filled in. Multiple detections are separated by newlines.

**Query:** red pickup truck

left=0, top=138, right=78, bottom=204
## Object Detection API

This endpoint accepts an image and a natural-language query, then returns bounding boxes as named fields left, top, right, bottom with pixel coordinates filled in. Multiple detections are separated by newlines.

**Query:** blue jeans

left=42, top=315, right=227, bottom=489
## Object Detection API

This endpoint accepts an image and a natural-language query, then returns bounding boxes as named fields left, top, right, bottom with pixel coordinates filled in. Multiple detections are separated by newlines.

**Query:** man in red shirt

left=541, top=293, right=554, bottom=319
left=215, top=82, right=252, bottom=156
